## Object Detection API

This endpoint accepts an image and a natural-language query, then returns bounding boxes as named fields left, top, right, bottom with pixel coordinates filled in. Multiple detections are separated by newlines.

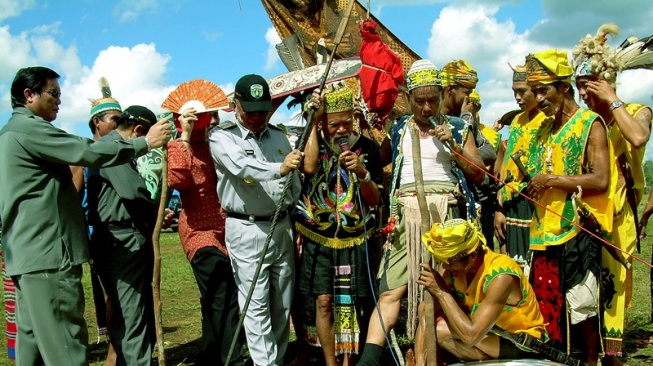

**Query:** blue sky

left=1, top=0, right=652, bottom=156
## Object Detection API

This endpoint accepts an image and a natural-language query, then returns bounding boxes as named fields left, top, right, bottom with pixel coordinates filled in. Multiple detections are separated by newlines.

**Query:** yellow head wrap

left=406, top=59, right=441, bottom=91
left=525, top=49, right=573, bottom=86
left=441, top=60, right=479, bottom=89
left=422, top=219, right=486, bottom=264
left=323, top=83, right=353, bottom=114
left=469, top=90, right=481, bottom=106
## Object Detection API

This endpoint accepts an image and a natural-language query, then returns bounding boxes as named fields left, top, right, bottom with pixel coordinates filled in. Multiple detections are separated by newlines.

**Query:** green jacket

left=87, top=130, right=157, bottom=235
left=0, top=107, right=149, bottom=276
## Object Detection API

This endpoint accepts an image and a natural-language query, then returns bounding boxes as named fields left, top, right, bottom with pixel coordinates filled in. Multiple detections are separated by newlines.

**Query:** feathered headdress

left=161, top=79, right=229, bottom=131
left=573, top=23, right=653, bottom=85
left=89, top=77, right=121, bottom=118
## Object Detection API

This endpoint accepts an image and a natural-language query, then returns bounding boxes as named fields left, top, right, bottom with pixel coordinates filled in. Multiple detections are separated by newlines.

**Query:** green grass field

left=1, top=225, right=653, bottom=365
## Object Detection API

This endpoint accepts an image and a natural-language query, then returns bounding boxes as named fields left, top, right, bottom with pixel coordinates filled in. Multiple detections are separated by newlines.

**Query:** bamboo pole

left=408, top=125, right=437, bottom=366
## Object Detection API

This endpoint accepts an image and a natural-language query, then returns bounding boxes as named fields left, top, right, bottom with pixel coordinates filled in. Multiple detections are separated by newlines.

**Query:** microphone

left=428, top=116, right=453, bottom=151
left=338, top=137, right=358, bottom=183
left=338, top=137, right=350, bottom=152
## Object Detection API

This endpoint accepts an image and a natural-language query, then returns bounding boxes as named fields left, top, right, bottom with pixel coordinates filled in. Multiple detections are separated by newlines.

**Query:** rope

left=448, top=142, right=653, bottom=269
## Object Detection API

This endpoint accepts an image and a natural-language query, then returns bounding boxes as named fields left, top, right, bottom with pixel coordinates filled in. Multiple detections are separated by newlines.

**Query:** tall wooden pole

left=152, top=145, right=168, bottom=366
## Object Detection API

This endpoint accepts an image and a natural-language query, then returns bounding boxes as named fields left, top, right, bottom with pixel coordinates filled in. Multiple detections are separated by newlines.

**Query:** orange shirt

left=167, top=139, right=228, bottom=261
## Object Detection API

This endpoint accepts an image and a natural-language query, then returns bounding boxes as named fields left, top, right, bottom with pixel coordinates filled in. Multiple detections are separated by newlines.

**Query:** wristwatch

left=609, top=100, right=624, bottom=112
left=359, top=170, right=372, bottom=182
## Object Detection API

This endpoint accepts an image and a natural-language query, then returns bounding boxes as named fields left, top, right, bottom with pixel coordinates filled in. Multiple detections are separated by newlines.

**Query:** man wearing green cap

left=525, top=49, right=614, bottom=366
left=0, top=67, right=171, bottom=366
left=210, top=74, right=303, bottom=366
left=87, top=105, right=163, bottom=366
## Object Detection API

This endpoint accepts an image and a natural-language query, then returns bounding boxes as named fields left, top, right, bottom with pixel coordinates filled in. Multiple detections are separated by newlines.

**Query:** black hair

left=117, top=111, right=153, bottom=134
left=10, top=67, right=60, bottom=108
left=88, top=111, right=111, bottom=134
left=553, top=81, right=575, bottom=98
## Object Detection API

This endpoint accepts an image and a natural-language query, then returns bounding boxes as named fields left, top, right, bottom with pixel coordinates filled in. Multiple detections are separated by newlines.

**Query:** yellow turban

left=441, top=60, right=478, bottom=89
left=525, top=49, right=573, bottom=85
left=422, top=219, right=486, bottom=264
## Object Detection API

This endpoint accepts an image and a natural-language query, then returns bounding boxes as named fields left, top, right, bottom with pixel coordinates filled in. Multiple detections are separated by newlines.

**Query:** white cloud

left=264, top=27, right=281, bottom=72
left=55, top=43, right=176, bottom=134
left=0, top=22, right=84, bottom=117
left=0, top=0, right=36, bottom=22
left=114, top=0, right=158, bottom=22
left=425, top=4, right=548, bottom=126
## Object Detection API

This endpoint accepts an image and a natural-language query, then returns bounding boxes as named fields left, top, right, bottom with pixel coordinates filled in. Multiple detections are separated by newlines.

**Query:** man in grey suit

left=0, top=66, right=171, bottom=365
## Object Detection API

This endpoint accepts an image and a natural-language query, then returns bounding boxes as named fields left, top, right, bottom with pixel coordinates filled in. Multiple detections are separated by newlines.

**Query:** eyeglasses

left=43, top=89, right=62, bottom=98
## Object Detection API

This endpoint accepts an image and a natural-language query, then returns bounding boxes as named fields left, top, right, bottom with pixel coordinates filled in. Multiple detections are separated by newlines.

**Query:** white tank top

left=400, top=131, right=459, bottom=185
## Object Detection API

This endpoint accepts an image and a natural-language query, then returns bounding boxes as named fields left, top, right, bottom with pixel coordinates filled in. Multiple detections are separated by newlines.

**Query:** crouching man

left=418, top=219, right=547, bottom=364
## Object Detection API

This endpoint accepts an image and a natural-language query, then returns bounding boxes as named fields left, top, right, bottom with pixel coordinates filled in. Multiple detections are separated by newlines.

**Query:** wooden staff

left=152, top=145, right=168, bottom=366
left=408, top=124, right=437, bottom=365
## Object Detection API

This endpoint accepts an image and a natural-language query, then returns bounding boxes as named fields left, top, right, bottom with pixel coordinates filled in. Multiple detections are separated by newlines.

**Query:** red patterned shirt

left=168, top=139, right=227, bottom=260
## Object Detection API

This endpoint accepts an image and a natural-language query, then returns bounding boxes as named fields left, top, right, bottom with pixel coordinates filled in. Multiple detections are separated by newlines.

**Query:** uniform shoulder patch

left=217, top=121, right=237, bottom=130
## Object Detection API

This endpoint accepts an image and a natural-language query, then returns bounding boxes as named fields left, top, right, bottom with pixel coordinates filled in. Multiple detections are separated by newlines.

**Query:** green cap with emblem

left=233, top=74, right=273, bottom=113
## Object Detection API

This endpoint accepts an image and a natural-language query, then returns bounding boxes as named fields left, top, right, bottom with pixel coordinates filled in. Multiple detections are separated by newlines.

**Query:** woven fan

left=161, top=79, right=228, bottom=113
left=162, top=79, right=228, bottom=131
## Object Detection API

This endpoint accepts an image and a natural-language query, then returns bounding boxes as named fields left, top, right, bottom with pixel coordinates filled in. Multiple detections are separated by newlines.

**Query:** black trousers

left=190, top=246, right=244, bottom=366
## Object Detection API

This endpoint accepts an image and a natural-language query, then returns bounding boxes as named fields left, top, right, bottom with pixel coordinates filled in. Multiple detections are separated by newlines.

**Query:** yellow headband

left=441, top=60, right=478, bottom=89
left=422, top=219, right=485, bottom=264
left=525, top=49, right=573, bottom=85
left=324, top=83, right=354, bottom=113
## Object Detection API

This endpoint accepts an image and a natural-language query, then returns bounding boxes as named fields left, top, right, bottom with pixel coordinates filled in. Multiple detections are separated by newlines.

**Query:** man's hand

left=586, top=79, right=619, bottom=104
left=430, top=125, right=460, bottom=153
left=461, top=95, right=474, bottom=114
left=527, top=174, right=553, bottom=201
left=280, top=149, right=304, bottom=176
left=494, top=210, right=506, bottom=244
left=416, top=263, right=447, bottom=297
left=492, top=118, right=503, bottom=132
left=339, top=150, right=367, bottom=179
left=307, top=88, right=325, bottom=124
left=146, top=118, right=174, bottom=149
left=162, top=208, right=176, bottom=228
left=294, top=232, right=303, bottom=259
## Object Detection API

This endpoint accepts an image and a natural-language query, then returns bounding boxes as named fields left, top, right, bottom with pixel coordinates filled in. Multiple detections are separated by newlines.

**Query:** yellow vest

left=451, top=248, right=548, bottom=340
left=610, top=103, right=650, bottom=207
left=500, top=111, right=547, bottom=201
left=530, top=107, right=616, bottom=249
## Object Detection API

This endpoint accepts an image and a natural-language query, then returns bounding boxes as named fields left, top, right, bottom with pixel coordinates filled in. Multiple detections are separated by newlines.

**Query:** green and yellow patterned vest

left=529, top=107, right=616, bottom=249
left=501, top=111, right=547, bottom=202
